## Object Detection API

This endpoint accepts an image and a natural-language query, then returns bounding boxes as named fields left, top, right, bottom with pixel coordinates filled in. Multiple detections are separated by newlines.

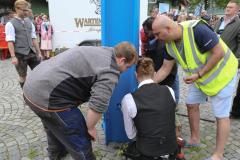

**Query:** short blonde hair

left=14, top=0, right=29, bottom=9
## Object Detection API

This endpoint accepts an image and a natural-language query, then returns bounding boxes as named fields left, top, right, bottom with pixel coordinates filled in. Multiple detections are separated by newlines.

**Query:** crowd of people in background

left=0, top=7, right=53, bottom=60
left=34, top=13, right=53, bottom=59
left=145, top=7, right=222, bottom=35
left=140, top=7, right=223, bottom=58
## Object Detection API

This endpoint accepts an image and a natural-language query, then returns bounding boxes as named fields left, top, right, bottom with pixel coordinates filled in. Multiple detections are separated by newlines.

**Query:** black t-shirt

left=164, top=23, right=219, bottom=60
left=145, top=39, right=177, bottom=87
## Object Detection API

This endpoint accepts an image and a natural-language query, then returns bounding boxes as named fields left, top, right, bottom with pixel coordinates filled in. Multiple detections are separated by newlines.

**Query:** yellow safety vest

left=166, top=20, right=238, bottom=96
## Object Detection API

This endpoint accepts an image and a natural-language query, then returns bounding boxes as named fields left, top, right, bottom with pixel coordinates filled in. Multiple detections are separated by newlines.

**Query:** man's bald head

left=152, top=15, right=173, bottom=29
left=152, top=15, right=181, bottom=42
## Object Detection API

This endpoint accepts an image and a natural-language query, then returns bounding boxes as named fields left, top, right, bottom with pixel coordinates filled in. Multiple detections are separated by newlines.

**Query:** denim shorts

left=186, top=75, right=238, bottom=118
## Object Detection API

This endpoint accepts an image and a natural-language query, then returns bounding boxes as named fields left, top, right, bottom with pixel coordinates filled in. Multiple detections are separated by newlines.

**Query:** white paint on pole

left=139, top=0, right=148, bottom=55
left=140, top=0, right=148, bottom=27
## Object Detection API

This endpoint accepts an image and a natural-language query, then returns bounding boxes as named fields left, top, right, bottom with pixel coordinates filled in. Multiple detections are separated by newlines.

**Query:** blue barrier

left=101, top=0, right=140, bottom=144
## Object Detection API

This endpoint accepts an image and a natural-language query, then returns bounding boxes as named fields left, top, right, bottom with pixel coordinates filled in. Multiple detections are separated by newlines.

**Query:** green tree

left=215, top=0, right=240, bottom=8
left=215, top=0, right=230, bottom=8
left=190, top=0, right=202, bottom=6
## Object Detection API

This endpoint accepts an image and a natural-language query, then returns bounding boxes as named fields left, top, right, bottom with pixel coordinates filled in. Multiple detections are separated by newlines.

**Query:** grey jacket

left=23, top=46, right=120, bottom=113
left=214, top=16, right=240, bottom=62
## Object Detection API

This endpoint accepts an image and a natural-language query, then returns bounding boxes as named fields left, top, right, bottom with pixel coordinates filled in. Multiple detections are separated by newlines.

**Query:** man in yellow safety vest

left=152, top=15, right=238, bottom=160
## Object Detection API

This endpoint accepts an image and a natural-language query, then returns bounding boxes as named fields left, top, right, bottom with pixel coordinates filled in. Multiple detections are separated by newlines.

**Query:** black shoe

left=57, top=150, right=68, bottom=159
left=49, top=150, right=68, bottom=160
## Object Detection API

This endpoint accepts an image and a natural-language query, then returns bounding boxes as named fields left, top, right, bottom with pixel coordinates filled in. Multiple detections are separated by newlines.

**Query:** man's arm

left=184, top=23, right=223, bottom=84
left=86, top=68, right=120, bottom=140
left=8, top=41, right=15, bottom=57
left=153, top=59, right=175, bottom=83
left=5, top=22, right=18, bottom=65
left=184, top=43, right=225, bottom=84
left=86, top=108, right=102, bottom=141
left=8, top=41, right=18, bottom=65
left=199, top=43, right=225, bottom=75
left=32, top=39, right=41, bottom=58
left=235, top=27, right=240, bottom=67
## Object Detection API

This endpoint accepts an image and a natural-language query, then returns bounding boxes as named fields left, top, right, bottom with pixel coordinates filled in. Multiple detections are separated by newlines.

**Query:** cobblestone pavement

left=0, top=59, right=240, bottom=160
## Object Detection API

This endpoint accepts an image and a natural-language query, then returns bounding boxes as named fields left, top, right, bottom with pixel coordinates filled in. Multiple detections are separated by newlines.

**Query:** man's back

left=23, top=46, right=120, bottom=112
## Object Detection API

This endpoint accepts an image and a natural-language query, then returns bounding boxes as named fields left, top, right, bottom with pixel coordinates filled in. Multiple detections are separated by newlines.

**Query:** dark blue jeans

left=231, top=78, right=240, bottom=116
left=30, top=106, right=96, bottom=160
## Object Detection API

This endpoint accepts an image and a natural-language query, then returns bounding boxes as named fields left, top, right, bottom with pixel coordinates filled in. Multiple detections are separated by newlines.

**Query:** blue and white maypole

left=101, top=0, right=140, bottom=144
